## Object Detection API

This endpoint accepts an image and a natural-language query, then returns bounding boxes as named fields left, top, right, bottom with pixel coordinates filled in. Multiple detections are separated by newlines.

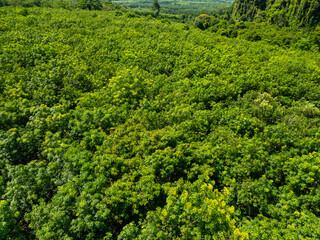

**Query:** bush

left=194, top=14, right=219, bottom=30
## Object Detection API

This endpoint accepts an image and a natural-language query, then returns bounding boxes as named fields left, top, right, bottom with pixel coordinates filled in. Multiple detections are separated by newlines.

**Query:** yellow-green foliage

left=1, top=6, right=320, bottom=240
left=194, top=14, right=219, bottom=30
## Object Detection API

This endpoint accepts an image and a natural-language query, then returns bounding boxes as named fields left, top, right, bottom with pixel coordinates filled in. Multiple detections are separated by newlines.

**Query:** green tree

left=152, top=0, right=160, bottom=17
left=78, top=0, right=102, bottom=10
left=194, top=14, right=219, bottom=30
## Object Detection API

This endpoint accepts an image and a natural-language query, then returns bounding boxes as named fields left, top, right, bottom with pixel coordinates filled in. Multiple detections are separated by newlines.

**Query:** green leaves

left=0, top=200, right=16, bottom=239
left=1, top=5, right=320, bottom=240
left=231, top=0, right=320, bottom=27
left=130, top=179, right=248, bottom=239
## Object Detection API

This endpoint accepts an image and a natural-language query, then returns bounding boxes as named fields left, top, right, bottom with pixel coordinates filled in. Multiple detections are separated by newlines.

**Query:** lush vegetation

left=113, top=0, right=233, bottom=18
left=231, top=0, right=320, bottom=27
left=1, top=4, right=320, bottom=240
left=195, top=16, right=320, bottom=52
left=0, top=0, right=107, bottom=10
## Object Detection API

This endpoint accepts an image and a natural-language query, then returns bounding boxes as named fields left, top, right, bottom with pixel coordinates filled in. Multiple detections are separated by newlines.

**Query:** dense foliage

left=113, top=0, right=233, bottom=18
left=231, top=0, right=320, bottom=27
left=0, top=0, right=104, bottom=10
left=1, top=5, right=320, bottom=239
left=193, top=6, right=320, bottom=52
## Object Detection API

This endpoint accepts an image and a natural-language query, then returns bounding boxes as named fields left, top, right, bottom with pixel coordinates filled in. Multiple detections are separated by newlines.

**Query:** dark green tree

left=78, top=0, right=102, bottom=10
left=152, top=0, right=160, bottom=17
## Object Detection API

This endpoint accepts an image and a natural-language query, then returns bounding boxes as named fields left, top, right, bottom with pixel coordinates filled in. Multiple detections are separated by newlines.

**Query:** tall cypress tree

left=152, top=0, right=160, bottom=17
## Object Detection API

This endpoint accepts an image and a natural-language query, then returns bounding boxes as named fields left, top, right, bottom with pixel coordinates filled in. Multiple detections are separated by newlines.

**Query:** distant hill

left=231, top=0, right=320, bottom=27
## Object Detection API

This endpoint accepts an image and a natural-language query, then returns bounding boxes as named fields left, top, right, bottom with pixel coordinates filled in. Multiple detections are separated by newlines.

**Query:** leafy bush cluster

left=195, top=17, right=320, bottom=52
left=1, top=6, right=320, bottom=239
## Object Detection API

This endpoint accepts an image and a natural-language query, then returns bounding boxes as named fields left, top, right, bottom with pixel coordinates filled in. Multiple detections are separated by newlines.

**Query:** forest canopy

left=0, top=4, right=320, bottom=240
